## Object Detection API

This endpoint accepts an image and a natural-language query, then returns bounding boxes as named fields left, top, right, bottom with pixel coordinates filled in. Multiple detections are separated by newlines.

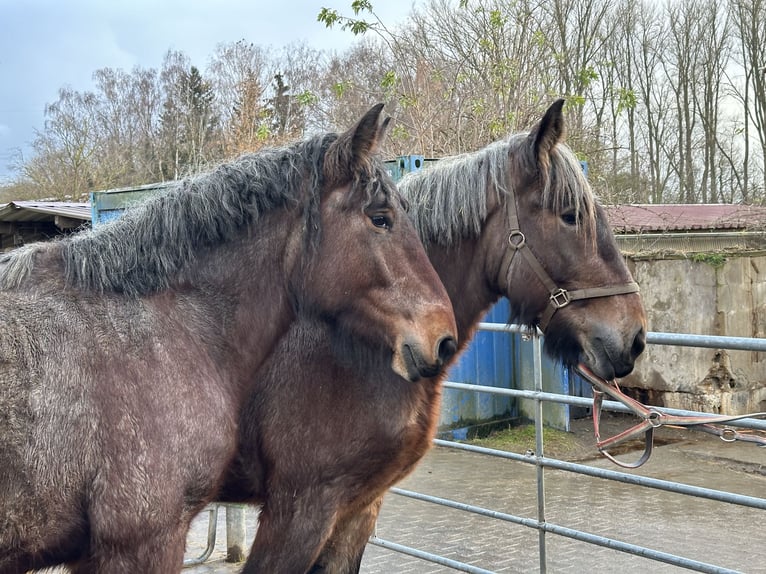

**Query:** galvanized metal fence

left=368, top=323, right=766, bottom=574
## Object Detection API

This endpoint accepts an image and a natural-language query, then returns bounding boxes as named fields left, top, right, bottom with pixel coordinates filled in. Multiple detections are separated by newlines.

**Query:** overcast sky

left=0, top=0, right=418, bottom=183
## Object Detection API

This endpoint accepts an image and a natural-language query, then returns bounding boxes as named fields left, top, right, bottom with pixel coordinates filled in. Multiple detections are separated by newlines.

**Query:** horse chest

left=375, top=380, right=440, bottom=465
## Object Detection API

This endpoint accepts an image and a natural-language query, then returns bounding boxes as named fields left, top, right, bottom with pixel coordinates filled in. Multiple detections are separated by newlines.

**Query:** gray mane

left=399, top=133, right=596, bottom=246
left=0, top=134, right=338, bottom=295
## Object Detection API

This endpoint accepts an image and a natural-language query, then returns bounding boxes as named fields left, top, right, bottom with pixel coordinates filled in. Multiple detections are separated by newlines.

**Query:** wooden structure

left=0, top=201, right=90, bottom=251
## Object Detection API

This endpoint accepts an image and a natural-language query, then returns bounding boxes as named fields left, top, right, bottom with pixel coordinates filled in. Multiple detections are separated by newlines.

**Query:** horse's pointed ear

left=350, top=103, right=387, bottom=162
left=326, top=104, right=388, bottom=184
left=529, top=99, right=566, bottom=161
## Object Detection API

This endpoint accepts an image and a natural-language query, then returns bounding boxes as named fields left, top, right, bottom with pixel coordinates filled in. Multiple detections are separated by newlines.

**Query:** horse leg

left=309, top=498, right=382, bottom=574
left=241, top=491, right=340, bottom=574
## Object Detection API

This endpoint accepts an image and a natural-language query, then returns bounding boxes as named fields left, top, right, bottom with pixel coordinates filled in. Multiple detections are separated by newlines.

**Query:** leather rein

left=576, top=364, right=766, bottom=468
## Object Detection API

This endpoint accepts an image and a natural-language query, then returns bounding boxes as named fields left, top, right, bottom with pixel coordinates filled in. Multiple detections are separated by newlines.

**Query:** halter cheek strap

left=496, top=193, right=640, bottom=333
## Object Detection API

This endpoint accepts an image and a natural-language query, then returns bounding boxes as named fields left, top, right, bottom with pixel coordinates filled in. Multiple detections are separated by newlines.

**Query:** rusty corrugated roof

left=604, top=204, right=766, bottom=233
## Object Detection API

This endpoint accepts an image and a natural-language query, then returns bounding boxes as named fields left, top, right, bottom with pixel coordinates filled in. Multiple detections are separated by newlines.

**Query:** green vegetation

left=690, top=253, right=727, bottom=268
left=466, top=423, right=577, bottom=456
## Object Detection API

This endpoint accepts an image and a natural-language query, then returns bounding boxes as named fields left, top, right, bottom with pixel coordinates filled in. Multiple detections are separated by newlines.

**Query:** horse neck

left=426, top=238, right=501, bottom=350
left=173, top=210, right=300, bottom=389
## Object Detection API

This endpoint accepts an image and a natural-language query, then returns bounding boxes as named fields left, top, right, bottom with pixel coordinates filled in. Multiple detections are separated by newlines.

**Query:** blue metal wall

left=440, top=299, right=516, bottom=436
left=90, top=182, right=172, bottom=226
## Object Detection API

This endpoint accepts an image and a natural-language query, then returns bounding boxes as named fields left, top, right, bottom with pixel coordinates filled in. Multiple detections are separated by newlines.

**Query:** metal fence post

left=533, top=329, right=547, bottom=573
left=225, top=504, right=247, bottom=563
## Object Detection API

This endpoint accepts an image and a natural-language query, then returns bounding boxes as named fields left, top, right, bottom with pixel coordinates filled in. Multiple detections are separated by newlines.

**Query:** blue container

left=440, top=298, right=515, bottom=430
left=510, top=329, right=571, bottom=431
left=90, top=182, right=172, bottom=226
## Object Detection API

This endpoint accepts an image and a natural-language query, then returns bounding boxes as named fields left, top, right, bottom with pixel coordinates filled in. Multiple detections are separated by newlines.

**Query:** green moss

left=690, top=253, right=727, bottom=268
left=466, top=423, right=576, bottom=455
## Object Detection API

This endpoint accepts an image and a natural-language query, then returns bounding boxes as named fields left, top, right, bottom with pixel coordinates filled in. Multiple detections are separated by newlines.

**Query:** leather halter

left=496, top=188, right=639, bottom=333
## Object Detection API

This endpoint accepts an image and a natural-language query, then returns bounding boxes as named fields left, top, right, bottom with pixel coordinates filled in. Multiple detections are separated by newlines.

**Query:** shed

left=0, top=201, right=90, bottom=251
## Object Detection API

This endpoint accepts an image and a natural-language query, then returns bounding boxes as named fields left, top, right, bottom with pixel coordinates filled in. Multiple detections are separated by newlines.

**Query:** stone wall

left=621, top=253, right=766, bottom=415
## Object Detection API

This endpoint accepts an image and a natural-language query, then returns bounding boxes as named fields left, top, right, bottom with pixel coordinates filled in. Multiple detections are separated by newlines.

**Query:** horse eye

left=561, top=211, right=579, bottom=226
left=370, top=214, right=391, bottom=230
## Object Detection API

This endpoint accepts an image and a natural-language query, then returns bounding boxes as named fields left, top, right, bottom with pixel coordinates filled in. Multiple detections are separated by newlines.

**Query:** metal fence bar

left=479, top=322, right=766, bottom=352
left=368, top=536, right=496, bottom=574
left=442, top=381, right=766, bottom=431
left=433, top=439, right=766, bottom=511
left=646, top=331, right=766, bottom=352
left=477, top=322, right=766, bottom=353
left=183, top=505, right=218, bottom=567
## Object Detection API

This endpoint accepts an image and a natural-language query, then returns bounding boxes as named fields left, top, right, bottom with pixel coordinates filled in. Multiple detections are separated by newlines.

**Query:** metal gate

left=366, top=324, right=766, bottom=574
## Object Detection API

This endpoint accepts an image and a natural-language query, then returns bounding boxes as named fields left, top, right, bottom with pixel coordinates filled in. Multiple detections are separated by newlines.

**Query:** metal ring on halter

left=719, top=428, right=738, bottom=442
left=647, top=411, right=663, bottom=428
left=508, top=230, right=525, bottom=249
left=549, top=288, right=571, bottom=309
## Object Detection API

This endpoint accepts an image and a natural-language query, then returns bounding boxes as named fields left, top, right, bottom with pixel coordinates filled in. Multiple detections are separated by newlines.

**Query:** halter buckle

left=549, top=288, right=571, bottom=309
left=508, top=230, right=525, bottom=249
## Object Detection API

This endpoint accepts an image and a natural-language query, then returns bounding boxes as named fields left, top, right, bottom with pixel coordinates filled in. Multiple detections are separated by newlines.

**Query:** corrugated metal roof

left=0, top=201, right=91, bottom=223
left=604, top=204, right=766, bottom=233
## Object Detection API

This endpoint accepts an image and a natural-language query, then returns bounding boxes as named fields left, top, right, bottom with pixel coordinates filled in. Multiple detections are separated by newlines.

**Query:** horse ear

left=349, top=103, right=387, bottom=162
left=326, top=104, right=388, bottom=184
left=529, top=99, right=566, bottom=161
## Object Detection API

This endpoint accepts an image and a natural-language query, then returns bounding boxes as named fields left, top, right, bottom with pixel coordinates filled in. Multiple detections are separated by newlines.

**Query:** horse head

left=296, top=104, right=457, bottom=382
left=494, top=99, right=647, bottom=379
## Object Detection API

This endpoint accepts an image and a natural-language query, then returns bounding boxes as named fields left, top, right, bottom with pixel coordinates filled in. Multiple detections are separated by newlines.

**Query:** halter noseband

left=497, top=189, right=639, bottom=333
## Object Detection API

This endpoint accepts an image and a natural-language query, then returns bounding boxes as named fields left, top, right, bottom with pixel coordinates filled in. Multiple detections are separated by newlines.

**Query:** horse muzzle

left=394, top=334, right=458, bottom=382
left=582, top=323, right=647, bottom=380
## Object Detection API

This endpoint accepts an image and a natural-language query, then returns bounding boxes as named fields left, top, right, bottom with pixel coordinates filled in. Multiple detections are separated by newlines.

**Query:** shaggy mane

left=0, top=134, right=393, bottom=296
left=399, top=133, right=596, bottom=246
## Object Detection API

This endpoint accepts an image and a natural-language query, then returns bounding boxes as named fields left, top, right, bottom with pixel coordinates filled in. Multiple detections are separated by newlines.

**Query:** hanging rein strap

left=497, top=191, right=639, bottom=333
left=576, top=364, right=766, bottom=468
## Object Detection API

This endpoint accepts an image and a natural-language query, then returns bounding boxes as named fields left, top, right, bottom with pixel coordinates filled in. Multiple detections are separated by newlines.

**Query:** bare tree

left=729, top=0, right=766, bottom=201
left=92, top=66, right=162, bottom=186
left=542, top=0, right=614, bottom=150
left=693, top=0, right=731, bottom=203
left=663, top=0, right=701, bottom=202
left=207, top=40, right=273, bottom=154
left=24, top=87, right=100, bottom=199
left=629, top=0, right=674, bottom=203
left=158, top=52, right=220, bottom=178
left=9, top=0, right=766, bottom=206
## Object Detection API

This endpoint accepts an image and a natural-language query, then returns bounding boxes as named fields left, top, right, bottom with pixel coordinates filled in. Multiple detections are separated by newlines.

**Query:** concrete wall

left=622, top=254, right=766, bottom=415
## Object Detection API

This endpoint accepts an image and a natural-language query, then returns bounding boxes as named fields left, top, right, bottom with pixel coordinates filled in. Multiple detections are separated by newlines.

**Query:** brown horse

left=218, top=99, right=647, bottom=573
left=0, top=105, right=456, bottom=573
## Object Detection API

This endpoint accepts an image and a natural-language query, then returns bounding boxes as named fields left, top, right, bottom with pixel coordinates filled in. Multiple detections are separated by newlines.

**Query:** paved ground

left=185, top=413, right=766, bottom=573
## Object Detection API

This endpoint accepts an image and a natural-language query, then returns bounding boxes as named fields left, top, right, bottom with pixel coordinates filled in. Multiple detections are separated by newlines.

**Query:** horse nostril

left=437, top=336, right=457, bottom=365
left=632, top=326, right=646, bottom=359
